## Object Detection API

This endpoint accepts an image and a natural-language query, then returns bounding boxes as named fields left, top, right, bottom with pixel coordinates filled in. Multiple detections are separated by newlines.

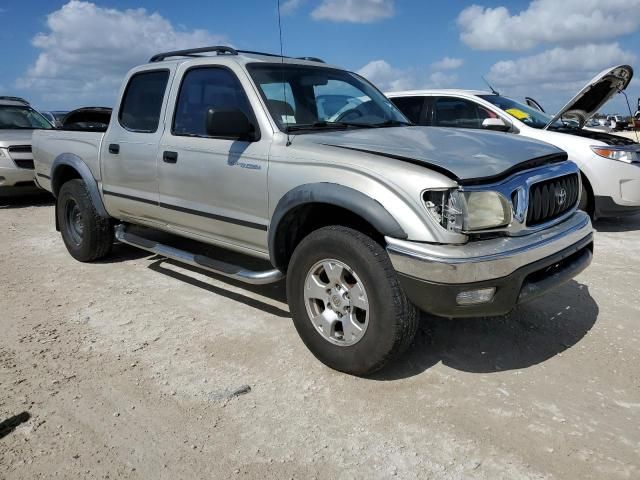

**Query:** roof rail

left=149, top=46, right=238, bottom=63
left=0, top=96, right=29, bottom=105
left=149, top=46, right=326, bottom=64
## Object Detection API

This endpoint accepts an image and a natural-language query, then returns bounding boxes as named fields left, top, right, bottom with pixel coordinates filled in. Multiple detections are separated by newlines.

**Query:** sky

left=0, top=0, right=639, bottom=114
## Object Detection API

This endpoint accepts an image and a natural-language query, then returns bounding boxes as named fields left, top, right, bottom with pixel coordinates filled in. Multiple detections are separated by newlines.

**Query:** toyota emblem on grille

left=556, top=187, right=567, bottom=207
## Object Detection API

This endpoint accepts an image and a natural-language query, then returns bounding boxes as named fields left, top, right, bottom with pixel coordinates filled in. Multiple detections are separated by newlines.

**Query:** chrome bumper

left=386, top=211, right=593, bottom=284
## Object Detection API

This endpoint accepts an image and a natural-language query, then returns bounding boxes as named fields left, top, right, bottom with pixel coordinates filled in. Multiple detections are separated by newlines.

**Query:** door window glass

left=173, top=67, right=253, bottom=137
left=119, top=70, right=169, bottom=132
left=433, top=97, right=496, bottom=129
left=390, top=97, right=424, bottom=124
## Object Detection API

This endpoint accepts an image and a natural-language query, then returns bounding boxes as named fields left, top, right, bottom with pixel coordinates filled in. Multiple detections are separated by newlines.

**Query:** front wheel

left=57, top=179, right=113, bottom=262
left=286, top=226, right=418, bottom=376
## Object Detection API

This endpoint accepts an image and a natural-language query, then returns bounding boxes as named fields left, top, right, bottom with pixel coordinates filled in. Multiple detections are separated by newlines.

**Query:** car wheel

left=578, top=182, right=593, bottom=217
left=57, top=179, right=113, bottom=262
left=286, top=226, right=418, bottom=376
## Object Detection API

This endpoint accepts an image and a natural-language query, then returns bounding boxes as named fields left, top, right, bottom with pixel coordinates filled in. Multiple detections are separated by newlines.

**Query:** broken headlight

left=423, top=189, right=511, bottom=232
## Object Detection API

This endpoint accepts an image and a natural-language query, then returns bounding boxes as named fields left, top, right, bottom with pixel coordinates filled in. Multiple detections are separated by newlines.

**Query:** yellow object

left=505, top=108, right=530, bottom=120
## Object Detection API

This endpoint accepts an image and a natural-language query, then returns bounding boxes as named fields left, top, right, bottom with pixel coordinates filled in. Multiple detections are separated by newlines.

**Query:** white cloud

left=312, top=0, right=394, bottom=23
left=280, top=0, right=305, bottom=15
left=485, top=43, right=638, bottom=113
left=430, top=57, right=463, bottom=71
left=357, top=60, right=458, bottom=92
left=487, top=43, right=636, bottom=90
left=458, top=0, right=640, bottom=51
left=17, top=1, right=227, bottom=107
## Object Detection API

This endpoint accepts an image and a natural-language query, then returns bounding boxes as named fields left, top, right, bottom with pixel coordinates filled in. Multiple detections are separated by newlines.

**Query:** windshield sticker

left=281, top=115, right=296, bottom=124
left=505, top=108, right=530, bottom=120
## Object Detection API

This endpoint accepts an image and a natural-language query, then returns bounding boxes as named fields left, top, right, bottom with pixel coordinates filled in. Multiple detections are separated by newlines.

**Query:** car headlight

left=423, top=189, right=511, bottom=232
left=591, top=146, right=639, bottom=164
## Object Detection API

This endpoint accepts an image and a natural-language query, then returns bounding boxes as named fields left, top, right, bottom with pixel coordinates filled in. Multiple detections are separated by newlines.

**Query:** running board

left=114, top=225, right=284, bottom=285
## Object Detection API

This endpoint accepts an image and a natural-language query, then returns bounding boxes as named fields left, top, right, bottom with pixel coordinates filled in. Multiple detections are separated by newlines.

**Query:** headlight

left=591, top=146, right=639, bottom=164
left=423, top=189, right=511, bottom=232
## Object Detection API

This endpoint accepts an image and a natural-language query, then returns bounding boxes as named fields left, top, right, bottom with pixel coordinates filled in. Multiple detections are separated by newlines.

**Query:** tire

left=286, top=226, right=418, bottom=376
left=57, top=179, right=113, bottom=262
left=578, top=181, right=593, bottom=217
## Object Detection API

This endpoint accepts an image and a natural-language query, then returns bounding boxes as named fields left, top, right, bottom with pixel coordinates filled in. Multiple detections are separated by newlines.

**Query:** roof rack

left=149, top=46, right=325, bottom=64
left=149, top=46, right=238, bottom=62
left=0, top=96, right=29, bottom=105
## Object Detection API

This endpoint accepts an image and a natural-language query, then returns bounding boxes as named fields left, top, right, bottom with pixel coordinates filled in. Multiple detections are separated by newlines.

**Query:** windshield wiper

left=285, top=121, right=371, bottom=133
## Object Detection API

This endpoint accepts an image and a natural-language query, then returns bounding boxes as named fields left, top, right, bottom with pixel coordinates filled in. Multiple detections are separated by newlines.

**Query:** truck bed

left=32, top=129, right=105, bottom=191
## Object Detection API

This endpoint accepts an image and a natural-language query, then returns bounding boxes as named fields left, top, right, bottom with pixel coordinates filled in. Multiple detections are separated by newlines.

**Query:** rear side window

left=433, top=97, right=496, bottom=129
left=119, top=70, right=169, bottom=133
left=172, top=67, right=253, bottom=137
left=390, top=97, right=424, bottom=124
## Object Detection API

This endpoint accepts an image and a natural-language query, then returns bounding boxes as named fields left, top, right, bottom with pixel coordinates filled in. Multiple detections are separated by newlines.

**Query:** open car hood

left=544, top=65, right=633, bottom=130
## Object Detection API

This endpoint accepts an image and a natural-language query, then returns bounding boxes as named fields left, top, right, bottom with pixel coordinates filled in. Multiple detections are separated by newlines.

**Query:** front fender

left=268, top=183, right=407, bottom=268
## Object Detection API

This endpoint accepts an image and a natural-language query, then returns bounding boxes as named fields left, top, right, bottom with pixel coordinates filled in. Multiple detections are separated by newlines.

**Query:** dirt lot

left=1, top=195, right=639, bottom=479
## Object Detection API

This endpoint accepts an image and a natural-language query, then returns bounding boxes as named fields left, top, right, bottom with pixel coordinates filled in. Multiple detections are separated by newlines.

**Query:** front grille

left=14, top=159, right=34, bottom=169
left=526, top=173, right=579, bottom=226
left=8, top=145, right=32, bottom=154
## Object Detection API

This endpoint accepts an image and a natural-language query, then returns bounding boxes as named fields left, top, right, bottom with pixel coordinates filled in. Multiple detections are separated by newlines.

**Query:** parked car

left=607, top=115, right=629, bottom=131
left=60, top=107, right=111, bottom=131
left=0, top=96, right=53, bottom=196
left=387, top=65, right=640, bottom=219
left=41, top=110, right=69, bottom=128
left=33, top=46, right=593, bottom=375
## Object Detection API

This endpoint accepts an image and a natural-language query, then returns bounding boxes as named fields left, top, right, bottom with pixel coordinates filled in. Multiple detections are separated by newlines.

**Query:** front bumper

left=386, top=211, right=593, bottom=317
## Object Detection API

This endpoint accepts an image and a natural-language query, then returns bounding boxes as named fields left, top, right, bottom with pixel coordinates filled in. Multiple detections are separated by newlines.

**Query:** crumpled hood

left=0, top=130, right=34, bottom=147
left=293, top=126, right=565, bottom=183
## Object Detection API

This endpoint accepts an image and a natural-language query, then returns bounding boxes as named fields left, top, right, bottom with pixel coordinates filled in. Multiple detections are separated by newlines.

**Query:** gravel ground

left=1, top=195, right=639, bottom=479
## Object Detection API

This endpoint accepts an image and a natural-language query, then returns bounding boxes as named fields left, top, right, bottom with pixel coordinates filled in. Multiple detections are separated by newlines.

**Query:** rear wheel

left=286, top=226, right=418, bottom=376
left=57, top=179, right=113, bottom=262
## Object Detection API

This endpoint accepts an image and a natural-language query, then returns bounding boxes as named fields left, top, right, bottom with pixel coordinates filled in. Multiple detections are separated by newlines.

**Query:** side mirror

left=482, top=117, right=510, bottom=132
left=206, top=108, right=257, bottom=141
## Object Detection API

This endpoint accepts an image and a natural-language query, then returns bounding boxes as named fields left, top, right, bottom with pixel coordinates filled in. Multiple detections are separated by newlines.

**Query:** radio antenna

left=277, top=0, right=292, bottom=146
left=482, top=76, right=500, bottom=96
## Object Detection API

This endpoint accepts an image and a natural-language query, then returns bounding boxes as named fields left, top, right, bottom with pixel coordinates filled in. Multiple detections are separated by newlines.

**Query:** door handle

left=108, top=143, right=120, bottom=154
left=163, top=151, right=178, bottom=163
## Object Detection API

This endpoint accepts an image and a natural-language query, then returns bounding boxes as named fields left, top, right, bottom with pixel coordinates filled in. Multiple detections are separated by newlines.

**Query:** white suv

left=387, top=65, right=640, bottom=219
left=0, top=96, right=53, bottom=196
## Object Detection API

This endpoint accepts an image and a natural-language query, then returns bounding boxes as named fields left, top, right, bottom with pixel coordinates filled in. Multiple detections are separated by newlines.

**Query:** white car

left=387, top=65, right=640, bottom=219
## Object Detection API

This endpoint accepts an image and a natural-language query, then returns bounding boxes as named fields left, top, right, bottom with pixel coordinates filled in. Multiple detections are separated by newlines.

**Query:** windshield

left=248, top=63, right=410, bottom=132
left=0, top=105, right=53, bottom=130
left=478, top=95, right=561, bottom=130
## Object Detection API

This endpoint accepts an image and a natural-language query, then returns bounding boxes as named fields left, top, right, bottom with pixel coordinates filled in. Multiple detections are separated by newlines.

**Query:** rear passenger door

left=102, top=68, right=172, bottom=223
left=157, top=65, right=270, bottom=254
left=389, top=96, right=426, bottom=124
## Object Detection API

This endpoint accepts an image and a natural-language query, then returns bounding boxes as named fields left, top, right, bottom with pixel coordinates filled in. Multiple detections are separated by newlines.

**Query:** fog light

left=456, top=287, right=496, bottom=306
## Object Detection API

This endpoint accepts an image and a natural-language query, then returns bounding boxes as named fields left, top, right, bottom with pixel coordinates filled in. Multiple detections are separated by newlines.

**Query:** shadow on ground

left=0, top=412, right=31, bottom=440
left=374, top=280, right=598, bottom=380
left=105, top=228, right=598, bottom=380
left=0, top=193, right=53, bottom=209
left=593, top=213, right=640, bottom=232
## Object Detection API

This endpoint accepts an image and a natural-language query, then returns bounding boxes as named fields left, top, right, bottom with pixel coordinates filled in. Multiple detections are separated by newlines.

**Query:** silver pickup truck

left=33, top=46, right=593, bottom=375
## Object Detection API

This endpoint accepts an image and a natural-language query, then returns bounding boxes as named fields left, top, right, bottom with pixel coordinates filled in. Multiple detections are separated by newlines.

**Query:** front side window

left=433, top=97, right=497, bottom=129
left=0, top=106, right=52, bottom=130
left=478, top=95, right=559, bottom=130
left=173, top=67, right=254, bottom=137
left=248, top=64, right=410, bottom=132
left=119, top=70, right=169, bottom=133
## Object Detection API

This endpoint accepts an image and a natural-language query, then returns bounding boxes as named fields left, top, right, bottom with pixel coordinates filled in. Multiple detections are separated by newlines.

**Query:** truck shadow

left=593, top=214, right=640, bottom=232
left=0, top=193, right=53, bottom=209
left=373, top=280, right=598, bottom=380
left=0, top=411, right=31, bottom=440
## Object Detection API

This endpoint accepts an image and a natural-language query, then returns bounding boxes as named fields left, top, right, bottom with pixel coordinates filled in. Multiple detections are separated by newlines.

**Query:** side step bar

left=114, top=225, right=284, bottom=285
